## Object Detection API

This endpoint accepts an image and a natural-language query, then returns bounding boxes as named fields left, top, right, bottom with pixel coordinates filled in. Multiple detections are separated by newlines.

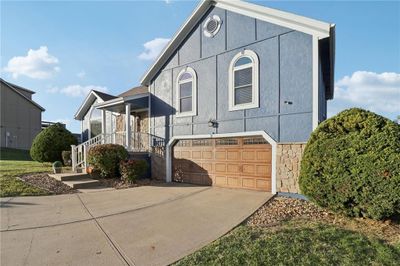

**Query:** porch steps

left=63, top=178, right=102, bottom=189
left=48, top=173, right=102, bottom=189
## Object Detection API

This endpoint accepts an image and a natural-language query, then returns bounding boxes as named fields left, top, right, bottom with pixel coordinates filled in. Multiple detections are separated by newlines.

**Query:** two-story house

left=73, top=0, right=335, bottom=195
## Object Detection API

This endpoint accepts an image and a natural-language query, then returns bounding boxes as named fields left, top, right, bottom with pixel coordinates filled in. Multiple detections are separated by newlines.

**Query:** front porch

left=71, top=89, right=164, bottom=172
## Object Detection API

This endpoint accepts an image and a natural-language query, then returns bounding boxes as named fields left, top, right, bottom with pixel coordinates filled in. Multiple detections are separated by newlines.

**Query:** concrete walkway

left=0, top=184, right=272, bottom=266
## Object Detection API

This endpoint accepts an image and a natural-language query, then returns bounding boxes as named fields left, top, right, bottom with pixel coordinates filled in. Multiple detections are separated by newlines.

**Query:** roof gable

left=74, top=90, right=116, bottom=120
left=0, top=79, right=45, bottom=111
left=140, top=0, right=335, bottom=86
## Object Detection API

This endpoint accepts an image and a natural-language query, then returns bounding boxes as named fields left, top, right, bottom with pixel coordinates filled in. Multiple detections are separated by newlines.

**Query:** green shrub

left=52, top=161, right=62, bottom=168
left=119, top=159, right=148, bottom=183
left=87, top=144, right=128, bottom=178
left=30, top=124, right=77, bottom=163
left=299, top=108, right=400, bottom=220
left=61, top=151, right=72, bottom=166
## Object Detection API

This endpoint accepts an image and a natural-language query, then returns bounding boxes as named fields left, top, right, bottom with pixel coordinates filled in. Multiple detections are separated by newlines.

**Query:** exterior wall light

left=208, top=119, right=218, bottom=128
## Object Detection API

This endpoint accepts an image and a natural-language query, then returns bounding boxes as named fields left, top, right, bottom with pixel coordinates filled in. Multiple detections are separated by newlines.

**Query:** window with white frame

left=176, top=67, right=197, bottom=117
left=229, top=50, right=259, bottom=111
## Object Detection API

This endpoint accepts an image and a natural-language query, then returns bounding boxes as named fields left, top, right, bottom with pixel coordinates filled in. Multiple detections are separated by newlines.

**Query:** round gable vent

left=203, top=15, right=222, bottom=38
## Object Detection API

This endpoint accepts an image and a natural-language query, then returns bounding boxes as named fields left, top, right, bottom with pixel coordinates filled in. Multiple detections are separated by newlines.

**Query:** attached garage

left=172, top=136, right=272, bottom=192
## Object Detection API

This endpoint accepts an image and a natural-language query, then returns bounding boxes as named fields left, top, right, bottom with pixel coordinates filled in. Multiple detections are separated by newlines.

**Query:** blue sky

left=1, top=0, right=399, bottom=133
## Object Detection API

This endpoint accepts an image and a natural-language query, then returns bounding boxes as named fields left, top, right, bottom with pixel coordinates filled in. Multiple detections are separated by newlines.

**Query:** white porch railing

left=71, top=132, right=165, bottom=172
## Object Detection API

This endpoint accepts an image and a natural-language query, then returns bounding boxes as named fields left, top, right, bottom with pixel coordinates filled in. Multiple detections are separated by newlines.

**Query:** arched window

left=229, top=50, right=259, bottom=111
left=89, top=107, right=102, bottom=138
left=176, top=67, right=197, bottom=117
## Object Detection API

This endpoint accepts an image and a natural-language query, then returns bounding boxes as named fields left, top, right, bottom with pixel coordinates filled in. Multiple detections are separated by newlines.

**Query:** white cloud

left=329, top=71, right=400, bottom=117
left=77, top=71, right=86, bottom=78
left=4, top=46, right=60, bottom=79
left=48, top=84, right=108, bottom=98
left=164, top=0, right=172, bottom=3
left=138, top=38, right=170, bottom=61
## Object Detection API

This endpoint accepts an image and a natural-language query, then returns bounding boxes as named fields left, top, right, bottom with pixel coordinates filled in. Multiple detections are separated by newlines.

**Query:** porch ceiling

left=95, top=93, right=149, bottom=113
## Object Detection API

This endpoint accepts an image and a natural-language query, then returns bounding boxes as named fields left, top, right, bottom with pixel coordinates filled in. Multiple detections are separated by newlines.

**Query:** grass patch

left=175, top=223, right=400, bottom=266
left=0, top=148, right=32, bottom=161
left=0, top=160, right=53, bottom=197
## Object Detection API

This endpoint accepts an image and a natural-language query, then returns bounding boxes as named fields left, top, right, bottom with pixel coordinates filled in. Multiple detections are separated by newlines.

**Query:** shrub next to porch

left=120, top=159, right=148, bottom=183
left=87, top=144, right=128, bottom=177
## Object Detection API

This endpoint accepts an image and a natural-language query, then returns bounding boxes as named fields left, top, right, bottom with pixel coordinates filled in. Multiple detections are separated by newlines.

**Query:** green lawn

left=0, top=148, right=33, bottom=161
left=0, top=148, right=53, bottom=197
left=175, top=222, right=400, bottom=266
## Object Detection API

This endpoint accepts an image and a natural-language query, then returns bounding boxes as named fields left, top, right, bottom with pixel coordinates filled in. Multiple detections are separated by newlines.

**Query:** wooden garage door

left=172, top=137, right=272, bottom=191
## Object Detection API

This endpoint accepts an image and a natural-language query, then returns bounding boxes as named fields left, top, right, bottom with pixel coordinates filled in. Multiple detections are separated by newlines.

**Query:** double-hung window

left=176, top=67, right=197, bottom=117
left=229, top=50, right=259, bottom=111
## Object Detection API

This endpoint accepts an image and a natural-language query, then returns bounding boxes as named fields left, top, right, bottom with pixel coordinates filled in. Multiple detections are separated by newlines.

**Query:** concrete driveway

left=0, top=184, right=272, bottom=266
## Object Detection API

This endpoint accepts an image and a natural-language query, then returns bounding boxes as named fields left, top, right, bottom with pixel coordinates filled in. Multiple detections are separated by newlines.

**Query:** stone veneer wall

left=276, top=143, right=307, bottom=194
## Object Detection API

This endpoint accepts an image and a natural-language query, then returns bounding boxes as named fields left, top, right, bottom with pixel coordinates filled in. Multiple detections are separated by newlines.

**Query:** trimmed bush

left=87, top=144, right=128, bottom=178
left=61, top=151, right=72, bottom=166
left=30, top=124, right=77, bottom=163
left=120, top=159, right=148, bottom=183
left=299, top=108, right=400, bottom=220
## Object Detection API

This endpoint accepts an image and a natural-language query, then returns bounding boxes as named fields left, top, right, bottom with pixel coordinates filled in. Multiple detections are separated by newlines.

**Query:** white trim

left=228, top=49, right=259, bottom=111
left=74, top=91, right=105, bottom=120
left=215, top=0, right=331, bottom=38
left=176, top=67, right=197, bottom=117
left=125, top=104, right=131, bottom=148
left=95, top=93, right=150, bottom=109
left=140, top=0, right=333, bottom=86
left=312, top=36, right=319, bottom=130
left=101, top=110, right=107, bottom=135
left=165, top=131, right=278, bottom=194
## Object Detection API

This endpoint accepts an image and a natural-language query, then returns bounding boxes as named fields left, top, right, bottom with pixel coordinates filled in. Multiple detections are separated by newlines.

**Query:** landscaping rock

left=247, top=196, right=334, bottom=226
left=247, top=196, right=400, bottom=244
left=20, top=173, right=78, bottom=194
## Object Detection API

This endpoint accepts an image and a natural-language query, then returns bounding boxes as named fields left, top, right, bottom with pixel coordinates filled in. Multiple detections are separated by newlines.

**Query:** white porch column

left=101, top=110, right=106, bottom=144
left=125, top=103, right=131, bottom=149
left=101, top=110, right=106, bottom=134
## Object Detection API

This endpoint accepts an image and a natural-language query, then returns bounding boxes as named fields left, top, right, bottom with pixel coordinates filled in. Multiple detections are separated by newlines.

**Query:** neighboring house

left=73, top=0, right=335, bottom=195
left=0, top=79, right=45, bottom=150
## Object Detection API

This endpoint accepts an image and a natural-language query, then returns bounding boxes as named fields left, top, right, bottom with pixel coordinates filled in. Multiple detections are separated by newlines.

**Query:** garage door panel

left=242, top=178, right=255, bottom=189
left=202, top=151, right=213, bottom=159
left=227, top=164, right=240, bottom=174
left=215, top=163, right=226, bottom=173
left=242, top=151, right=255, bottom=161
left=215, top=151, right=226, bottom=160
left=227, top=177, right=240, bottom=187
left=172, top=137, right=272, bottom=191
left=192, top=151, right=202, bottom=159
left=202, top=162, right=213, bottom=173
left=256, top=165, right=271, bottom=176
left=181, top=151, right=191, bottom=158
left=256, top=179, right=271, bottom=190
left=215, top=176, right=227, bottom=186
left=257, top=150, right=272, bottom=161
left=226, top=150, right=240, bottom=161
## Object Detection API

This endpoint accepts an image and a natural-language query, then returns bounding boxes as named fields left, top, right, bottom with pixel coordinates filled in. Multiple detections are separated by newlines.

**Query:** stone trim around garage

left=276, top=142, right=307, bottom=194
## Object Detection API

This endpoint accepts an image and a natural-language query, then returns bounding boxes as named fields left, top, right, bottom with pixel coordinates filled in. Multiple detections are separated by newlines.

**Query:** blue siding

left=150, top=6, right=320, bottom=143
left=227, top=11, right=256, bottom=49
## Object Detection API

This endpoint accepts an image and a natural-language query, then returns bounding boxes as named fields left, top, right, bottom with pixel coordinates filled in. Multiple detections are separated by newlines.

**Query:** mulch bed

left=19, top=173, right=78, bottom=195
left=95, top=177, right=165, bottom=189
left=246, top=196, right=400, bottom=244
left=20, top=173, right=166, bottom=193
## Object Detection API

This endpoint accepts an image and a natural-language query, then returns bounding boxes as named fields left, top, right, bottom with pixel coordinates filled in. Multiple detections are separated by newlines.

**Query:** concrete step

left=63, top=178, right=102, bottom=189
left=48, top=173, right=90, bottom=181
